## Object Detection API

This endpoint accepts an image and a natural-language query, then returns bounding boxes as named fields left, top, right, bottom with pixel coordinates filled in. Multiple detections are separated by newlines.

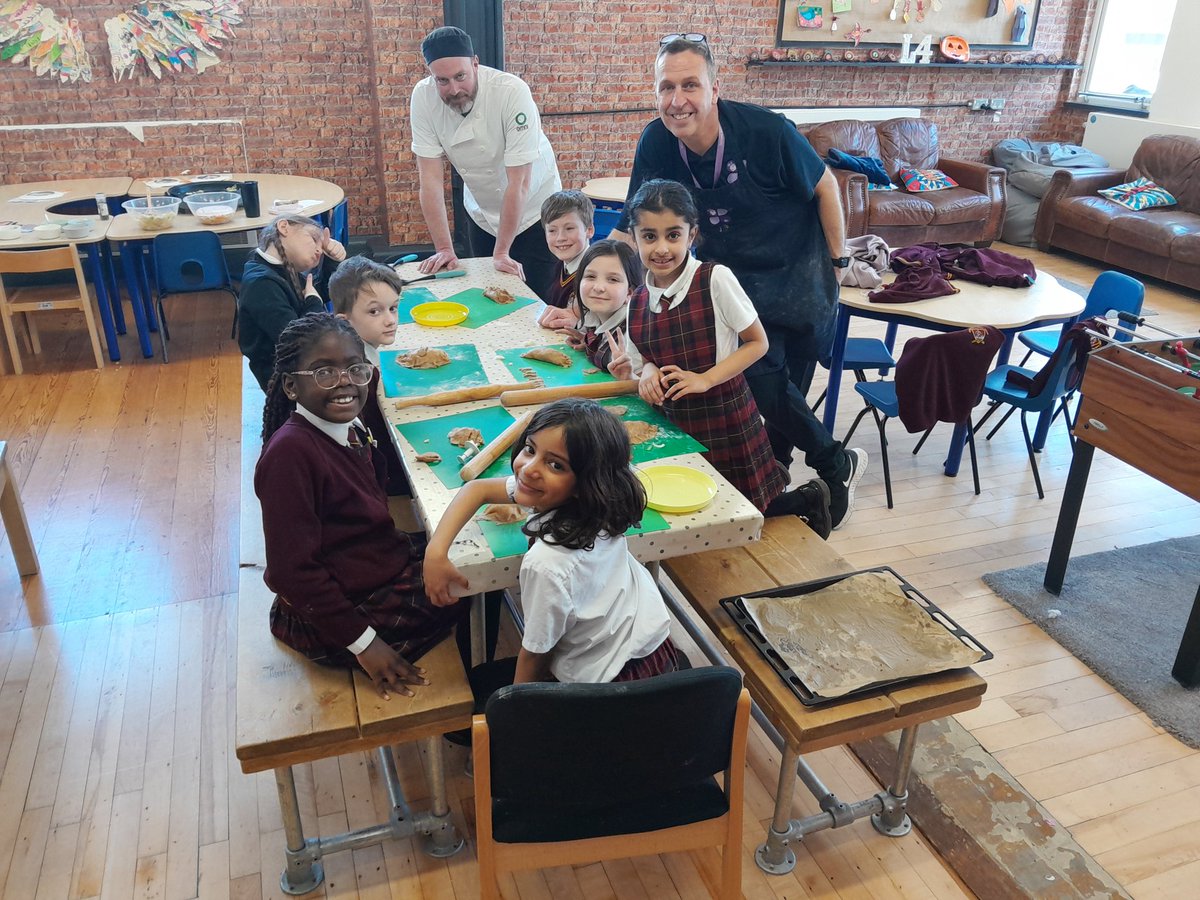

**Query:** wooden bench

left=661, top=516, right=987, bottom=876
left=0, top=441, right=40, bottom=578
left=235, top=372, right=473, bottom=894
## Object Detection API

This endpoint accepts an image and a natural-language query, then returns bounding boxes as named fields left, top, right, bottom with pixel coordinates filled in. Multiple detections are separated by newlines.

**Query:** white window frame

left=1078, top=0, right=1174, bottom=112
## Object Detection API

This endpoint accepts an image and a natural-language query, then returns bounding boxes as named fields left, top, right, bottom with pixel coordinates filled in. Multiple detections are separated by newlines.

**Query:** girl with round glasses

left=255, top=313, right=467, bottom=700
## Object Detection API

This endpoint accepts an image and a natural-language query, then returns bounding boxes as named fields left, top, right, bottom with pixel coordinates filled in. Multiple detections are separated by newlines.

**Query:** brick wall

left=1, top=0, right=1094, bottom=246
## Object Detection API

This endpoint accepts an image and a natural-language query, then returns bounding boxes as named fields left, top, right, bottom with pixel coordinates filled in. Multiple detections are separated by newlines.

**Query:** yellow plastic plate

left=636, top=465, right=718, bottom=515
left=411, top=301, right=468, bottom=327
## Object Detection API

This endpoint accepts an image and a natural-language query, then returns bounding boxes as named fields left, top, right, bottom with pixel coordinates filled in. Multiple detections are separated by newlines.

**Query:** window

left=1080, top=0, right=1178, bottom=110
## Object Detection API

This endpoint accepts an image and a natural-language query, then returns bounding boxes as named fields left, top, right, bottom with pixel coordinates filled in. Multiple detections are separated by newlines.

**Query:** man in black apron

left=611, top=35, right=867, bottom=528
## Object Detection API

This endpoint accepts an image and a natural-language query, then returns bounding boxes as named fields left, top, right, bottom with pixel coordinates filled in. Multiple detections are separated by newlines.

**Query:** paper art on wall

left=104, top=0, right=243, bottom=81
left=796, top=5, right=823, bottom=29
left=0, top=1, right=93, bottom=82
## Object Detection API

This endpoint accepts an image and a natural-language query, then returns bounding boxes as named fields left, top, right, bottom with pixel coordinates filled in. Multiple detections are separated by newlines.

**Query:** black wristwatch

left=831, top=256, right=851, bottom=268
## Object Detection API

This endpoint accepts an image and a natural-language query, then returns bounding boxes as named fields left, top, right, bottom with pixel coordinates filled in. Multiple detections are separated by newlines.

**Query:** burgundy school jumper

left=580, top=324, right=616, bottom=372
left=254, top=414, right=461, bottom=668
left=544, top=260, right=578, bottom=309
left=627, top=262, right=787, bottom=512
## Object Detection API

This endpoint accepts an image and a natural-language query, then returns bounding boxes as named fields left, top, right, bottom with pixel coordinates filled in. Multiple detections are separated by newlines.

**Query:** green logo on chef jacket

left=514, top=111, right=529, bottom=131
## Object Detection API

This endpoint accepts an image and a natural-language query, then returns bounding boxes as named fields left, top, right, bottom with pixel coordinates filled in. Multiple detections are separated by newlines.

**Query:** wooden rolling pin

left=392, top=380, right=543, bottom=410
left=459, top=410, right=535, bottom=482
left=499, top=380, right=637, bottom=407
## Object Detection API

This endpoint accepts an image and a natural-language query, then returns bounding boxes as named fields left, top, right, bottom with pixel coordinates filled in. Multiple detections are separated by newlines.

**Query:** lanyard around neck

left=677, top=125, right=725, bottom=190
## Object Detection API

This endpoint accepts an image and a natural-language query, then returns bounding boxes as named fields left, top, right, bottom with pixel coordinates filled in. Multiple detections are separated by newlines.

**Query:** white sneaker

left=832, top=448, right=868, bottom=530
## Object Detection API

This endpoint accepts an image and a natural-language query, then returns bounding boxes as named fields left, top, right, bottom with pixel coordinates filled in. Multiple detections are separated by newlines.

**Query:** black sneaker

left=765, top=478, right=832, bottom=540
left=829, top=448, right=867, bottom=530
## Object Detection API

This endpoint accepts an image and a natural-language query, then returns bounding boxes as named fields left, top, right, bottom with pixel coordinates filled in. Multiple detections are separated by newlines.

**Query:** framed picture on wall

left=775, top=0, right=1042, bottom=50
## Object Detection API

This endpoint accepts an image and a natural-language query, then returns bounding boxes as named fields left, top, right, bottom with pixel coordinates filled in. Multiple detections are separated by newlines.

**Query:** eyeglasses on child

left=289, top=363, right=375, bottom=389
left=660, top=32, right=707, bottom=45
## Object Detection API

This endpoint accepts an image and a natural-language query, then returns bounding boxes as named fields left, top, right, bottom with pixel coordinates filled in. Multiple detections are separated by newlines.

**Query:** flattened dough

left=478, top=504, right=525, bottom=525
left=624, top=420, right=659, bottom=445
left=742, top=572, right=983, bottom=699
left=398, top=347, right=450, bottom=369
left=415, top=452, right=442, bottom=464
left=521, top=347, right=573, bottom=367
left=483, top=286, right=515, bottom=304
left=607, top=405, right=628, bottom=417
left=448, top=427, right=483, bottom=448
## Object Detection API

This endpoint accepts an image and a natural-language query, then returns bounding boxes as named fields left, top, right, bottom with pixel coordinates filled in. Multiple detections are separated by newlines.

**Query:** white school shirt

left=410, top=65, right=562, bottom=236
left=623, top=254, right=758, bottom=376
left=293, top=405, right=377, bottom=655
left=506, top=476, right=670, bottom=683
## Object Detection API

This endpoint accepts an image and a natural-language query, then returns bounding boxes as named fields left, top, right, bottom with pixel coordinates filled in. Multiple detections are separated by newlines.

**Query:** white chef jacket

left=410, top=65, right=562, bottom=236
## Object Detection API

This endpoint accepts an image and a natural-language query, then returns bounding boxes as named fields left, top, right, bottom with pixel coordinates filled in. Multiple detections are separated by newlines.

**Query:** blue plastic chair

left=815, top=337, right=898, bottom=424
left=591, top=207, right=621, bottom=241
left=979, top=331, right=1087, bottom=500
left=845, top=330, right=993, bottom=509
left=1018, top=271, right=1144, bottom=362
left=328, top=199, right=349, bottom=247
left=151, top=232, right=237, bottom=362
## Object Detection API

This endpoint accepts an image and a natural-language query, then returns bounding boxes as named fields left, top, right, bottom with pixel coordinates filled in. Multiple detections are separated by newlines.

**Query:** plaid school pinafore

left=627, top=263, right=786, bottom=513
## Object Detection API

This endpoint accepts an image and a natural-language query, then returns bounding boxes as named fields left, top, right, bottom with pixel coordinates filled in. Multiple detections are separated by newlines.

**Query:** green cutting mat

left=441, top=286, right=538, bottom=328
left=395, top=405, right=519, bottom=490
left=594, top=397, right=709, bottom=463
left=495, top=344, right=616, bottom=387
left=378, top=344, right=489, bottom=398
left=477, top=507, right=670, bottom=559
left=394, top=286, right=439, bottom=325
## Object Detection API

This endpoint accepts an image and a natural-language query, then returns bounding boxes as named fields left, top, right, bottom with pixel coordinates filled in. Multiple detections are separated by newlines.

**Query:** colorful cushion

left=898, top=168, right=959, bottom=192
left=1098, top=177, right=1177, bottom=211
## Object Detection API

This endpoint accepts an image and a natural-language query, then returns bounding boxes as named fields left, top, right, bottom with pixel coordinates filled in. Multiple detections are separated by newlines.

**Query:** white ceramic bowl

left=184, top=190, right=240, bottom=225
left=0, top=224, right=20, bottom=241
left=62, top=220, right=92, bottom=239
left=122, top=196, right=181, bottom=231
left=34, top=223, right=62, bottom=240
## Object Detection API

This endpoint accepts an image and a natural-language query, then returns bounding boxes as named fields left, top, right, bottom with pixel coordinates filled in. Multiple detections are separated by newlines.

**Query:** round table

left=108, top=174, right=344, bottom=358
left=826, top=272, right=1086, bottom=475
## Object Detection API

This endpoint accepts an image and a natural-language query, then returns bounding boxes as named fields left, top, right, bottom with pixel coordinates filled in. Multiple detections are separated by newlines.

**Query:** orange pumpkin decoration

left=940, top=35, right=970, bottom=62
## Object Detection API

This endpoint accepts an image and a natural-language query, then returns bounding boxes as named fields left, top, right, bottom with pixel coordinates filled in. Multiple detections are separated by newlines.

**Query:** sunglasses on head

left=660, top=32, right=707, bottom=45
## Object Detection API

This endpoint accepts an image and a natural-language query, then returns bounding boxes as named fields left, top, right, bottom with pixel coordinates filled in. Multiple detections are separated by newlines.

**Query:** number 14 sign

left=900, top=33, right=933, bottom=64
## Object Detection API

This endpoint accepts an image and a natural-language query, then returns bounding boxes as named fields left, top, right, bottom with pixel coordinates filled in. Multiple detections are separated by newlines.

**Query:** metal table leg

left=274, top=767, right=324, bottom=895
left=420, top=735, right=465, bottom=857
left=117, top=240, right=155, bottom=358
left=756, top=745, right=801, bottom=874
left=871, top=724, right=917, bottom=837
left=470, top=593, right=485, bottom=667
left=83, top=243, right=120, bottom=362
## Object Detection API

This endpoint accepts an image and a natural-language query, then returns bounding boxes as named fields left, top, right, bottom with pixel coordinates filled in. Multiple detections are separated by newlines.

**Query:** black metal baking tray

left=719, top=566, right=992, bottom=707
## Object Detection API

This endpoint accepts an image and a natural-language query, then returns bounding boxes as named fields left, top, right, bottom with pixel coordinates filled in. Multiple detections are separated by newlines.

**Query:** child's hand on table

left=357, top=637, right=428, bottom=700
left=660, top=365, right=713, bottom=400
left=423, top=552, right=470, bottom=607
left=638, top=362, right=665, bottom=405
left=557, top=326, right=585, bottom=349
left=539, top=306, right=577, bottom=330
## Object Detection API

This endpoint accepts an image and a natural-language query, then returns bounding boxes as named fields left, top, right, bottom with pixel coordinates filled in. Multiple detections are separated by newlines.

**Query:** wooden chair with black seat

left=0, top=246, right=105, bottom=375
left=472, top=666, right=750, bottom=900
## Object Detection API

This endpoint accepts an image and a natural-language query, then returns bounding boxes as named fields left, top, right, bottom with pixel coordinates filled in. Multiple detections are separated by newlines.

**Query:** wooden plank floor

left=0, top=247, right=1196, bottom=898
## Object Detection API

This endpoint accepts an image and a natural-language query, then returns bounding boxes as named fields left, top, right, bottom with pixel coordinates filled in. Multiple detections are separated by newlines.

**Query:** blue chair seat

left=1017, top=328, right=1060, bottom=359
left=854, top=380, right=899, bottom=418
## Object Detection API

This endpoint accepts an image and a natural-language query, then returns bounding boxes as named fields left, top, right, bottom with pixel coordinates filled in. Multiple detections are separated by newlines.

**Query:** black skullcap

left=422, top=26, right=474, bottom=64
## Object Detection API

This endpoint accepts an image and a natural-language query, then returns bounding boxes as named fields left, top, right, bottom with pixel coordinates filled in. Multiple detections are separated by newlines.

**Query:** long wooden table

left=828, top=272, right=1085, bottom=474
left=382, top=257, right=765, bottom=593
left=1044, top=336, right=1200, bottom=685
left=662, top=516, right=986, bottom=874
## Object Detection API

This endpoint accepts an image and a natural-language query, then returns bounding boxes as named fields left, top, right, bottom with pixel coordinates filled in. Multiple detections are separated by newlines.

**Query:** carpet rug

left=983, top=536, right=1200, bottom=748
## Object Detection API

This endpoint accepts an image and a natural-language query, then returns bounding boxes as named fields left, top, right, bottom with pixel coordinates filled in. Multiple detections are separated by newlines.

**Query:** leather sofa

left=800, top=117, right=1007, bottom=247
left=1035, top=134, right=1200, bottom=292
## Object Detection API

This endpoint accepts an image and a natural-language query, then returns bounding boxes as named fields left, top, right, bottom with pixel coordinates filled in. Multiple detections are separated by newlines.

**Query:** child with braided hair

left=255, top=312, right=465, bottom=699
left=238, top=214, right=347, bottom=391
